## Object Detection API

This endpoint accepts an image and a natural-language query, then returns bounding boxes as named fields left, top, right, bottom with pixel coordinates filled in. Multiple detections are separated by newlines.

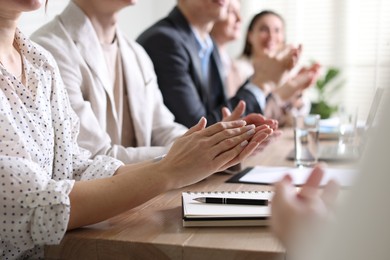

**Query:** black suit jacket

left=137, top=7, right=262, bottom=128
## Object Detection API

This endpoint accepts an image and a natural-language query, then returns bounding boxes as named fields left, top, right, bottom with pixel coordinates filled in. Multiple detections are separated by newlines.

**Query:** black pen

left=193, top=197, right=269, bottom=206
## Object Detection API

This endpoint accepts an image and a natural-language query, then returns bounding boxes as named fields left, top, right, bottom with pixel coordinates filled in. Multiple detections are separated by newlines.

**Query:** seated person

left=32, top=0, right=276, bottom=164
left=31, top=0, right=189, bottom=164
left=210, top=0, right=243, bottom=98
left=0, top=1, right=274, bottom=259
left=235, top=10, right=320, bottom=126
left=137, top=0, right=299, bottom=128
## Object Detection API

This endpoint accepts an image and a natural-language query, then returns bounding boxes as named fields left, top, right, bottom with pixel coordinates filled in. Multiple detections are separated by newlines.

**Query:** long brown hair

left=241, top=10, right=285, bottom=58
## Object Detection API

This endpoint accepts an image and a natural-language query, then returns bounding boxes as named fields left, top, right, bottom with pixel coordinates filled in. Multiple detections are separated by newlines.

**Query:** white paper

left=239, top=166, right=357, bottom=187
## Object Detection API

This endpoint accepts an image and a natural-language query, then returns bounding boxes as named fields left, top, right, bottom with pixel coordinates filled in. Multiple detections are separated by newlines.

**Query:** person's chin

left=212, top=0, right=228, bottom=7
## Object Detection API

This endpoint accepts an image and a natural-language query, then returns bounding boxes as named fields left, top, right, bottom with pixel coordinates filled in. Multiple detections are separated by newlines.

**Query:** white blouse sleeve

left=0, top=157, right=74, bottom=251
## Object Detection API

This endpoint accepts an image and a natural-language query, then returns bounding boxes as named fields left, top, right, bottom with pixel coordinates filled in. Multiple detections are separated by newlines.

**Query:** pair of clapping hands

left=251, top=44, right=321, bottom=109
left=160, top=100, right=279, bottom=190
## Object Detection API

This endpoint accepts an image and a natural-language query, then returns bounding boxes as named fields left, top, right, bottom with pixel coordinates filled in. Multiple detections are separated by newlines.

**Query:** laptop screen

left=365, top=87, right=384, bottom=129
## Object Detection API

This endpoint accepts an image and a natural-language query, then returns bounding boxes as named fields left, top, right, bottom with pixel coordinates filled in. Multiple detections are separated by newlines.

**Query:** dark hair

left=241, top=10, right=285, bottom=58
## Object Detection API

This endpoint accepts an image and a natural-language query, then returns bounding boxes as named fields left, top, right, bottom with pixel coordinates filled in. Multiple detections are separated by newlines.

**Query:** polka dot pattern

left=0, top=29, right=123, bottom=259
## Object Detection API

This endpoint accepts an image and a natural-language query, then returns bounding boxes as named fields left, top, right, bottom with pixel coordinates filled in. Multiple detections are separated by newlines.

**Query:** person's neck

left=211, top=34, right=228, bottom=51
left=89, top=13, right=117, bottom=45
left=177, top=5, right=214, bottom=41
left=0, top=15, right=18, bottom=55
left=74, top=1, right=118, bottom=44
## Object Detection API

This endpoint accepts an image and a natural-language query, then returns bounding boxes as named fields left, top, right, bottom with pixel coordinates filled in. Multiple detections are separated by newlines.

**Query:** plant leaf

left=323, top=68, right=340, bottom=86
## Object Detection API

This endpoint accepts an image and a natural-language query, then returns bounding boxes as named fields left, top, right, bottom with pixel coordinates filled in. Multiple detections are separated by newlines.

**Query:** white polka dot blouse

left=0, top=29, right=123, bottom=259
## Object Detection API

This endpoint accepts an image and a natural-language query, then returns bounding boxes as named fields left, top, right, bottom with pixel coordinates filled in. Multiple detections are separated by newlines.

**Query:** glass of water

left=293, top=114, right=320, bottom=167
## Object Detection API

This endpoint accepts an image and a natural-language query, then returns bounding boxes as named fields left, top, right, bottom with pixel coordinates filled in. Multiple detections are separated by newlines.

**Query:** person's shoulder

left=31, top=41, right=57, bottom=68
left=137, top=16, right=180, bottom=46
left=31, top=16, right=63, bottom=43
left=31, top=17, right=73, bottom=57
left=120, top=34, right=152, bottom=62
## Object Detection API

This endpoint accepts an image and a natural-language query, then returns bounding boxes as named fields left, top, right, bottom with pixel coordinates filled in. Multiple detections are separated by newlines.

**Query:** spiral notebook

left=182, top=191, right=272, bottom=227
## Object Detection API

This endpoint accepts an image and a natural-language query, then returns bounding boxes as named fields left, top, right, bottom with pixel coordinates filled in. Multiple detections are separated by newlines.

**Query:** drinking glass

left=294, top=114, right=320, bottom=167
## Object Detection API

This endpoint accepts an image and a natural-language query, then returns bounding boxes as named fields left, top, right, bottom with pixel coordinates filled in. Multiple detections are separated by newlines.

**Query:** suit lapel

left=116, top=31, right=148, bottom=146
left=59, top=2, right=117, bottom=119
left=167, top=7, right=209, bottom=106
left=187, top=37, right=206, bottom=91
left=211, top=46, right=229, bottom=102
left=59, top=2, right=120, bottom=130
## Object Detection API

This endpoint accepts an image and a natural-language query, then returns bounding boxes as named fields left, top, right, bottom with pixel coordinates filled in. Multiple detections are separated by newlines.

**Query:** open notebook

left=182, top=191, right=272, bottom=227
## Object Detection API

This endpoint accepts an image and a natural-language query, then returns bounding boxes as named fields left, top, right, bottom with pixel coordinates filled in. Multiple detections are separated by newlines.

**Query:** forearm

left=67, top=161, right=171, bottom=230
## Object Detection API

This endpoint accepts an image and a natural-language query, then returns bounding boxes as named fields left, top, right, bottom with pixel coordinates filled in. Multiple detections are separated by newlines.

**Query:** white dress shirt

left=0, top=29, right=123, bottom=259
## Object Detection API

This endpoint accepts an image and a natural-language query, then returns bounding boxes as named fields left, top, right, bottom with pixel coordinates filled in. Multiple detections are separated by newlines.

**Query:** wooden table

left=45, top=129, right=342, bottom=260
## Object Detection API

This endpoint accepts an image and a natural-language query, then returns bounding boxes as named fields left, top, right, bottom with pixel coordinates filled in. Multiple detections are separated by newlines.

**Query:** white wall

left=19, top=0, right=70, bottom=36
left=19, top=0, right=176, bottom=39
left=118, top=0, right=176, bottom=39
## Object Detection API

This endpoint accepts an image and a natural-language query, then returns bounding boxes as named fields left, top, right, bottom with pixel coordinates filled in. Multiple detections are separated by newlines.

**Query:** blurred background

left=20, top=0, right=389, bottom=121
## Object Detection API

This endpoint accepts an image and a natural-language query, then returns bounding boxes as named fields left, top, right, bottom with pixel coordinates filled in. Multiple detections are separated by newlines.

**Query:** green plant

left=310, top=67, right=345, bottom=119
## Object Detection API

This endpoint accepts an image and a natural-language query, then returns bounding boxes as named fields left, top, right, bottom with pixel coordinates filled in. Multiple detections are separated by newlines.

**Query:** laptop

left=288, top=88, right=384, bottom=162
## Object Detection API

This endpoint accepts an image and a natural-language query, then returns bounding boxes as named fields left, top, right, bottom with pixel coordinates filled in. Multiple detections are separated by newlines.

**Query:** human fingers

left=242, top=113, right=266, bottom=126
left=309, top=62, right=321, bottom=72
left=271, top=174, right=296, bottom=245
left=290, top=50, right=300, bottom=68
left=248, top=127, right=281, bottom=155
left=218, top=125, right=272, bottom=167
left=264, top=118, right=279, bottom=131
left=275, top=44, right=292, bottom=59
left=297, top=44, right=303, bottom=54
left=296, top=67, right=309, bottom=75
left=222, top=107, right=231, bottom=119
left=210, top=124, right=257, bottom=157
left=223, top=100, right=246, bottom=121
left=201, top=120, right=247, bottom=137
left=321, top=180, right=340, bottom=210
left=292, top=71, right=315, bottom=91
left=251, top=126, right=273, bottom=143
left=243, top=113, right=278, bottom=131
left=278, top=45, right=301, bottom=69
left=208, top=124, right=256, bottom=146
left=262, top=48, right=273, bottom=58
left=219, top=141, right=260, bottom=170
left=272, top=129, right=283, bottom=137
left=308, top=64, right=321, bottom=84
left=274, top=174, right=294, bottom=194
left=223, top=129, right=272, bottom=161
left=297, top=166, right=324, bottom=201
left=183, top=117, right=207, bottom=136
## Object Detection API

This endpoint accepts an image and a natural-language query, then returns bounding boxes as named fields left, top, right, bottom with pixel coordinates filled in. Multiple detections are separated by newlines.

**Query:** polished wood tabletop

left=45, top=128, right=340, bottom=260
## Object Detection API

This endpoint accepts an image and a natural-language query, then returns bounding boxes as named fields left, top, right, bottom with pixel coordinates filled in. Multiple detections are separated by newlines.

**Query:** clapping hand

left=222, top=101, right=281, bottom=153
left=273, top=63, right=321, bottom=105
left=162, top=117, right=273, bottom=188
left=251, top=44, right=303, bottom=94
left=271, top=166, right=339, bottom=248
